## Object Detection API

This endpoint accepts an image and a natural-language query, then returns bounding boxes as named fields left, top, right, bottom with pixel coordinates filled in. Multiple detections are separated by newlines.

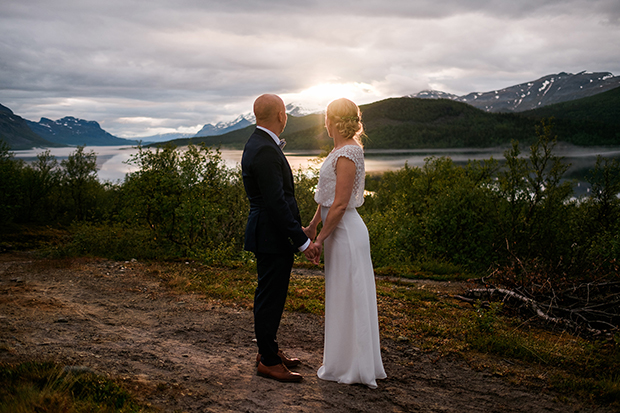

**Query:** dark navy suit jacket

left=241, top=128, right=308, bottom=254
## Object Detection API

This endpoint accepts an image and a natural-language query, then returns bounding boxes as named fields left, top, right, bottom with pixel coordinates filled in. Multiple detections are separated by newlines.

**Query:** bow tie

left=278, top=139, right=286, bottom=150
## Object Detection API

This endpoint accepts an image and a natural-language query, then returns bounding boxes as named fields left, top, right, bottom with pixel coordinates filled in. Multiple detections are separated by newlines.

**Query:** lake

left=12, top=144, right=620, bottom=196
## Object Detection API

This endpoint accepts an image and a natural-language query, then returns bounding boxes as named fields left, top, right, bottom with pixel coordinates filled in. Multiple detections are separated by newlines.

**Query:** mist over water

left=12, top=145, right=620, bottom=196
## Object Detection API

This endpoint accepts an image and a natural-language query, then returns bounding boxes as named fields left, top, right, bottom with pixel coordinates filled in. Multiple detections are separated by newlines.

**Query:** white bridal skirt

left=317, top=207, right=386, bottom=388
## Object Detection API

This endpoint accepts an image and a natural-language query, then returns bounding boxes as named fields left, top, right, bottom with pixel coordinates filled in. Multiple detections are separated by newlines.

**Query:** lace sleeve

left=314, top=145, right=365, bottom=208
left=330, top=145, right=363, bottom=170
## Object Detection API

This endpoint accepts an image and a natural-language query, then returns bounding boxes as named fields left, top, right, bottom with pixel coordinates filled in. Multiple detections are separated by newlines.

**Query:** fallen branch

left=458, top=287, right=606, bottom=335
left=453, top=295, right=476, bottom=304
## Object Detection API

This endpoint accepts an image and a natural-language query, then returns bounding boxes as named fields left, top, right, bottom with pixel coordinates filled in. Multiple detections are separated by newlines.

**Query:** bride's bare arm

left=315, top=156, right=356, bottom=245
left=304, top=204, right=322, bottom=240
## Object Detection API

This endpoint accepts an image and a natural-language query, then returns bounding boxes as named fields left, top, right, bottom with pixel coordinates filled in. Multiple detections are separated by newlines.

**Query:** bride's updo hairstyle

left=326, top=98, right=365, bottom=147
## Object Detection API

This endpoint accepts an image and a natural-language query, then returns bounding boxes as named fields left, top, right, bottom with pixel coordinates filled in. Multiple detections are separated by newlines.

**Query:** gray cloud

left=1, top=0, right=619, bottom=138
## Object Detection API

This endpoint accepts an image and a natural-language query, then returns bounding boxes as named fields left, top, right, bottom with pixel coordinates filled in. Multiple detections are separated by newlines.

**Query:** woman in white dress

left=304, top=98, right=386, bottom=388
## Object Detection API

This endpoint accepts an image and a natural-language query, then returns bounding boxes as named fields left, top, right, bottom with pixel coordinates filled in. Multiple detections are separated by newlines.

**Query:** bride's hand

left=303, top=226, right=316, bottom=241
left=306, top=241, right=322, bottom=265
left=312, top=242, right=322, bottom=265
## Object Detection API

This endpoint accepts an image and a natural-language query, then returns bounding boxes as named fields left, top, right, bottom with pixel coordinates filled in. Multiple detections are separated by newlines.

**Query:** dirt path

left=0, top=252, right=609, bottom=412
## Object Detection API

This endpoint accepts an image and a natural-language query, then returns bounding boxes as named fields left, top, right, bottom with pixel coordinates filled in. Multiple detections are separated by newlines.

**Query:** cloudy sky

left=1, top=0, right=619, bottom=138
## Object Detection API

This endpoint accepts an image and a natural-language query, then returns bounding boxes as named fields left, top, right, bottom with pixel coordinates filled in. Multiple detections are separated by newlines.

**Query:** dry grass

left=2, top=248, right=617, bottom=408
left=151, top=261, right=619, bottom=408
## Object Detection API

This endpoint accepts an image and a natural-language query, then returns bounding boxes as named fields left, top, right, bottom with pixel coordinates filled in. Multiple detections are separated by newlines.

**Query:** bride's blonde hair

left=326, top=98, right=365, bottom=147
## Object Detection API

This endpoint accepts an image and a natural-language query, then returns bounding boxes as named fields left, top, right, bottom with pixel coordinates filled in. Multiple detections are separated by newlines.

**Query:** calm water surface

left=13, top=145, right=620, bottom=194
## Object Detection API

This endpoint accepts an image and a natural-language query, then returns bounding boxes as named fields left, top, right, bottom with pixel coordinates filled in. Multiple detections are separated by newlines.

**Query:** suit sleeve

left=252, top=145, right=309, bottom=250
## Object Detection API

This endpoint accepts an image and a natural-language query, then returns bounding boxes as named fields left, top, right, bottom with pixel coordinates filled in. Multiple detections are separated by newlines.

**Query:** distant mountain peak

left=406, top=90, right=459, bottom=100
left=0, top=103, right=14, bottom=115
left=406, top=71, right=620, bottom=113
left=195, top=112, right=255, bottom=137
left=194, top=103, right=322, bottom=138
left=0, top=103, right=59, bottom=150
left=26, top=115, right=137, bottom=146
left=286, top=103, right=320, bottom=117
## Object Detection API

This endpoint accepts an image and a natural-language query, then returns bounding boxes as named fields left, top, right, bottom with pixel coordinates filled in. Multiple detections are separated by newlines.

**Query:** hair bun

left=326, top=98, right=365, bottom=147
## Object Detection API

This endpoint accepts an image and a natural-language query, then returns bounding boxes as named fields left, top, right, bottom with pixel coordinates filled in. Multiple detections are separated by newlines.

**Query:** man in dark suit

left=242, top=94, right=320, bottom=382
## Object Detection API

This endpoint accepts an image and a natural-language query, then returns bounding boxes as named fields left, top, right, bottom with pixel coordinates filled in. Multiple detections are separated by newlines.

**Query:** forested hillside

left=167, top=92, right=620, bottom=150
left=519, top=86, right=620, bottom=145
left=162, top=113, right=328, bottom=150
left=360, top=98, right=533, bottom=149
left=522, top=85, right=620, bottom=124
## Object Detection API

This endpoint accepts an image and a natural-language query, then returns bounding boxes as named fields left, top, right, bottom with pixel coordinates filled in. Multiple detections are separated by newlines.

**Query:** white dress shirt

left=256, top=126, right=283, bottom=147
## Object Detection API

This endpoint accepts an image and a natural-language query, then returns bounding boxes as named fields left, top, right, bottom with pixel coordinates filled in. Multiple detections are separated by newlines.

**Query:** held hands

left=302, top=222, right=321, bottom=264
left=310, top=242, right=322, bottom=265
left=303, top=241, right=322, bottom=265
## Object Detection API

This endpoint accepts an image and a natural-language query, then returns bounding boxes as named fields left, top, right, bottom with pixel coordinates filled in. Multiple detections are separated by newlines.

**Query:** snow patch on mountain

left=193, top=103, right=317, bottom=138
left=26, top=116, right=138, bottom=146
left=405, top=71, right=620, bottom=113
left=194, top=113, right=254, bottom=137
left=406, top=90, right=459, bottom=100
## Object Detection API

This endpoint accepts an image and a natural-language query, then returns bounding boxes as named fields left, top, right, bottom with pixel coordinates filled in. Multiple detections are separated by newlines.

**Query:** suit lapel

left=254, top=128, right=293, bottom=177
left=254, top=128, right=278, bottom=148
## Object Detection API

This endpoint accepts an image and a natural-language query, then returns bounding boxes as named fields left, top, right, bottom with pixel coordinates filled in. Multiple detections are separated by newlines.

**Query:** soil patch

left=0, top=252, right=609, bottom=412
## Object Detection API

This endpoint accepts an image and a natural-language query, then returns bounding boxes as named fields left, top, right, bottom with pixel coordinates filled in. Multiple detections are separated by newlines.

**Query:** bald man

left=241, top=94, right=320, bottom=382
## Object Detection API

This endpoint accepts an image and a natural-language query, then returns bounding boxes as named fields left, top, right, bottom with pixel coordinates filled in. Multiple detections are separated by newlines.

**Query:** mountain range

left=0, top=105, right=139, bottom=150
left=408, top=71, right=620, bottom=112
left=1, top=71, right=619, bottom=150
left=166, top=81, right=620, bottom=151
left=193, top=113, right=255, bottom=139
left=26, top=117, right=139, bottom=147
left=188, top=103, right=312, bottom=139
left=0, top=104, right=63, bottom=150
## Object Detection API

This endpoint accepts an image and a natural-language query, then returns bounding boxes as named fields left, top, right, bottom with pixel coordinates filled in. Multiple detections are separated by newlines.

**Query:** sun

left=282, top=82, right=382, bottom=112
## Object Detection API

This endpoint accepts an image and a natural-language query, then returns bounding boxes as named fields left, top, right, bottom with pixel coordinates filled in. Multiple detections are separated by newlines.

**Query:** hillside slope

left=410, top=72, right=620, bottom=113
left=520, top=86, right=620, bottom=145
left=521, top=85, right=620, bottom=125
left=360, top=98, right=534, bottom=149
left=0, top=104, right=61, bottom=150
left=159, top=113, right=328, bottom=150
left=27, top=117, right=138, bottom=146
left=157, top=94, right=620, bottom=150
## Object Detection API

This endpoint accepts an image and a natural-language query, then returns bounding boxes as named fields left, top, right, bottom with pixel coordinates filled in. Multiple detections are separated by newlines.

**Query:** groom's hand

left=303, top=242, right=322, bottom=265
left=303, top=243, right=316, bottom=261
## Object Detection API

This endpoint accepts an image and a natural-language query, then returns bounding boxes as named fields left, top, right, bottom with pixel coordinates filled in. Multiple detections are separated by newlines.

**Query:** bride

left=305, top=98, right=386, bottom=388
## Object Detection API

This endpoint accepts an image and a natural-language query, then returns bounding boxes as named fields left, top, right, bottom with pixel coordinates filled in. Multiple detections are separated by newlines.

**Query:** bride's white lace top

left=314, top=144, right=365, bottom=208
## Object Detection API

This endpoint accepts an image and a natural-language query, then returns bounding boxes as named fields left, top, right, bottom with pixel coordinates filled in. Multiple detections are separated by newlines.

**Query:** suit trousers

left=254, top=251, right=294, bottom=366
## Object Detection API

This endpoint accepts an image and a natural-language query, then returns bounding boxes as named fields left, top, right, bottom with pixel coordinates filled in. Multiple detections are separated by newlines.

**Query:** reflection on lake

left=12, top=145, right=620, bottom=193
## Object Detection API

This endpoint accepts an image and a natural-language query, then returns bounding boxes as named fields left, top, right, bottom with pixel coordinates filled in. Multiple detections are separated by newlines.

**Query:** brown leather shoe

left=257, top=362, right=303, bottom=382
left=255, top=350, right=301, bottom=368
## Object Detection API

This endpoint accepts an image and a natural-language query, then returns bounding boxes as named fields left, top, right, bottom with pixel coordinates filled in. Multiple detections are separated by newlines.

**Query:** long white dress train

left=314, top=145, right=386, bottom=388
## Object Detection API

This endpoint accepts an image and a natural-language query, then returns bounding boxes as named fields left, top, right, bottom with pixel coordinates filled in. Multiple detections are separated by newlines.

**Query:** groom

left=241, top=94, right=320, bottom=382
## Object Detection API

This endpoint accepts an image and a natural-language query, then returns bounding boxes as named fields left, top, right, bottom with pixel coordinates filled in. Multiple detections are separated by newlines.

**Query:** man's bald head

left=253, top=94, right=287, bottom=136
